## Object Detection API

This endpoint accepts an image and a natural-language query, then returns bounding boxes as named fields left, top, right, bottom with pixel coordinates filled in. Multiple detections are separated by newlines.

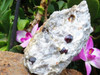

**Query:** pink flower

left=16, top=24, right=39, bottom=48
left=73, top=36, right=100, bottom=75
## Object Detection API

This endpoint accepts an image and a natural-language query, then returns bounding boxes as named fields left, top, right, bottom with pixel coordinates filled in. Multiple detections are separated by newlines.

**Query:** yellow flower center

left=89, top=49, right=93, bottom=54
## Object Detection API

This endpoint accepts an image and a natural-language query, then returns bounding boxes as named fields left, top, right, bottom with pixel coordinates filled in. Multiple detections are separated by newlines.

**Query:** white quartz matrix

left=24, top=1, right=93, bottom=75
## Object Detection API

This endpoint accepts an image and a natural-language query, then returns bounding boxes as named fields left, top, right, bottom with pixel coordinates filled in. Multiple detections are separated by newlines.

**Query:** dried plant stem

left=27, top=0, right=47, bottom=32
left=44, top=0, right=51, bottom=21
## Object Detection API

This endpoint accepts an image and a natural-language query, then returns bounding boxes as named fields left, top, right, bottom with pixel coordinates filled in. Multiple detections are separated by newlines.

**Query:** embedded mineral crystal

left=24, top=1, right=93, bottom=75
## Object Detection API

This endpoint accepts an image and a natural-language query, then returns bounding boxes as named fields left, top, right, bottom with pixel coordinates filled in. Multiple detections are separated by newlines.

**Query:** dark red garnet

left=60, top=47, right=68, bottom=54
left=29, top=57, right=36, bottom=64
left=64, top=34, right=73, bottom=43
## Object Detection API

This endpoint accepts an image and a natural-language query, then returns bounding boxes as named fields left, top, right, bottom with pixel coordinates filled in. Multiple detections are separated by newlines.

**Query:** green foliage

left=96, top=5, right=100, bottom=19
left=95, top=25, right=100, bottom=32
left=86, top=0, right=99, bottom=21
left=57, top=1, right=65, bottom=10
left=0, top=33, right=7, bottom=47
left=63, top=3, right=68, bottom=9
left=48, top=4, right=55, bottom=13
left=17, top=19, right=29, bottom=30
left=19, top=8, right=25, bottom=19
left=48, top=0, right=68, bottom=14
left=0, top=10, right=11, bottom=33
left=68, top=0, right=82, bottom=7
left=37, top=6, right=44, bottom=15
left=0, top=46, right=7, bottom=51
left=9, top=45, right=23, bottom=53
left=57, top=1, right=68, bottom=10
left=0, top=0, right=13, bottom=33
left=0, top=0, right=13, bottom=14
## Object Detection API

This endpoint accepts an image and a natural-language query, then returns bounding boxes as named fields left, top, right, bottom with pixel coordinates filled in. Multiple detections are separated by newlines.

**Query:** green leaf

left=57, top=1, right=65, bottom=10
left=51, top=0, right=57, bottom=2
left=48, top=4, right=55, bottom=13
left=95, top=4, right=100, bottom=19
left=86, top=0, right=99, bottom=22
left=68, top=0, right=99, bottom=22
left=9, top=45, right=23, bottom=53
left=0, top=46, right=7, bottom=51
left=51, top=1, right=59, bottom=11
left=10, top=15, right=14, bottom=25
left=0, top=38, right=7, bottom=43
left=0, top=32, right=6, bottom=39
left=94, top=25, right=100, bottom=32
left=0, top=33, right=7, bottom=48
left=0, top=32, right=7, bottom=48
left=0, top=0, right=13, bottom=34
left=68, top=0, right=82, bottom=8
left=0, top=0, right=13, bottom=14
left=63, top=3, right=68, bottom=9
left=0, top=41, right=7, bottom=48
left=0, top=0, right=2, bottom=5
left=0, top=10, right=11, bottom=33
left=0, top=0, right=6, bottom=11
left=19, top=8, right=25, bottom=19
left=46, top=0, right=48, bottom=4
left=28, top=8, right=34, bottom=14
left=17, top=19, right=29, bottom=30
left=37, top=6, right=44, bottom=15
left=0, top=9, right=11, bottom=20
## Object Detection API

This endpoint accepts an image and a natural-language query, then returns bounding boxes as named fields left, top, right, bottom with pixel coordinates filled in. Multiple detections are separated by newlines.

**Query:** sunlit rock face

left=24, top=1, right=93, bottom=75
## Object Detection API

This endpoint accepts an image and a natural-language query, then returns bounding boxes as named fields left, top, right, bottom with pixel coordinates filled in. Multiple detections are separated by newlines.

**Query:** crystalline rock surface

left=24, top=1, right=93, bottom=75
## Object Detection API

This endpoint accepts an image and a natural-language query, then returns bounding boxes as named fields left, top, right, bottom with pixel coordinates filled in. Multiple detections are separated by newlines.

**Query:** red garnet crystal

left=60, top=47, right=68, bottom=54
left=64, top=34, right=73, bottom=43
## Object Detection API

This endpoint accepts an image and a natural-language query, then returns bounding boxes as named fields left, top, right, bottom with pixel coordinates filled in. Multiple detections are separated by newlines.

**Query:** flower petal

left=79, top=48, right=87, bottom=61
left=92, top=48, right=100, bottom=57
left=31, top=24, right=39, bottom=36
left=16, top=31, right=27, bottom=43
left=20, top=38, right=27, bottom=43
left=37, top=27, right=40, bottom=30
left=87, top=48, right=94, bottom=55
left=26, top=32, right=32, bottom=38
left=86, top=36, right=94, bottom=50
left=85, top=62, right=92, bottom=75
left=89, top=48, right=100, bottom=69
left=20, top=39, right=30, bottom=48
left=89, top=57, right=100, bottom=69
left=87, top=48, right=96, bottom=60
left=87, top=54, right=96, bottom=61
left=72, top=54, right=80, bottom=61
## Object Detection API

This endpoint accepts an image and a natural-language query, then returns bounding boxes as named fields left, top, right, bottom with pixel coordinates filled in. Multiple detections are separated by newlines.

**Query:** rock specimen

left=24, top=1, right=93, bottom=75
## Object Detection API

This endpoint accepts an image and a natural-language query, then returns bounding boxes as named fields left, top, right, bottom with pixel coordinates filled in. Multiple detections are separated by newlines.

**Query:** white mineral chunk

left=24, top=1, right=93, bottom=75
